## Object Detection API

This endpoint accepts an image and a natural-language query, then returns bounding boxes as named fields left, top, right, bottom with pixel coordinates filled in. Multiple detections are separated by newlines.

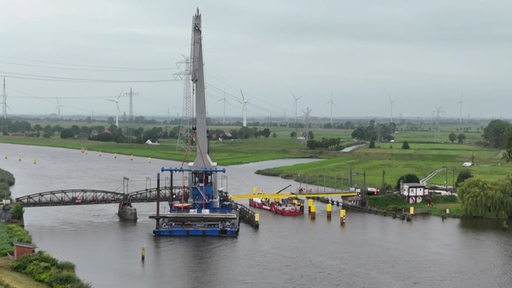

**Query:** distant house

left=218, top=131, right=233, bottom=140
left=13, top=242, right=36, bottom=259
left=401, top=183, right=426, bottom=203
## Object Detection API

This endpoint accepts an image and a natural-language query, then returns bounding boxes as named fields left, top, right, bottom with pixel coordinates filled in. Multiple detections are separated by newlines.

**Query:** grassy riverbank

left=367, top=194, right=464, bottom=217
left=0, top=256, right=48, bottom=288
left=0, top=135, right=316, bottom=165
left=0, top=223, right=90, bottom=288
left=0, top=223, right=46, bottom=288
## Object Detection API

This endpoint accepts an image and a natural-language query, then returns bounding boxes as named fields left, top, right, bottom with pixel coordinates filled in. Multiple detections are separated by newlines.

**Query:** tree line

left=0, top=118, right=274, bottom=143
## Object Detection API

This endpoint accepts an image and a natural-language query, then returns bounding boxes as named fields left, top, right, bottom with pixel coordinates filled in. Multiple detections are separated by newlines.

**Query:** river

left=1, top=143, right=511, bottom=288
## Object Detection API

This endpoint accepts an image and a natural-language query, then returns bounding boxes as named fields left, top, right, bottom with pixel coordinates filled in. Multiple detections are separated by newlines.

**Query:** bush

left=49, top=271, right=86, bottom=287
left=432, top=195, right=458, bottom=204
left=10, top=203, right=24, bottom=220
left=57, top=261, right=75, bottom=272
left=367, top=194, right=406, bottom=210
left=456, top=169, right=473, bottom=187
left=0, top=224, right=31, bottom=256
left=11, top=251, right=91, bottom=288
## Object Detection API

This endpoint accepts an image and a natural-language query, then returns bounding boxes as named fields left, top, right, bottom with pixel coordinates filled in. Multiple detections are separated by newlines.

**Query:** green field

left=1, top=125, right=510, bottom=191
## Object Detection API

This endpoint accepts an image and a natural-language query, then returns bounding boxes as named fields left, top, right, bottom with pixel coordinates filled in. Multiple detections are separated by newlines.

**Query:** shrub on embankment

left=367, top=194, right=463, bottom=217
left=11, top=251, right=91, bottom=288
left=0, top=224, right=31, bottom=256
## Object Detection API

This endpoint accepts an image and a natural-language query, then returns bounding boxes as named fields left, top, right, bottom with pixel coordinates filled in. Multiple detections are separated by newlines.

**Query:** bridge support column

left=118, top=201, right=137, bottom=220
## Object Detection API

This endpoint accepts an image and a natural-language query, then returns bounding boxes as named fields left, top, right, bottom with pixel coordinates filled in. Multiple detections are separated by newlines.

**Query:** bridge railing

left=16, top=189, right=126, bottom=207
left=16, top=186, right=191, bottom=207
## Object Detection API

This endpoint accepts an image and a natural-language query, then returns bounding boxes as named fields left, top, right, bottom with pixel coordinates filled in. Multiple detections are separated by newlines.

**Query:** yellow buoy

left=326, top=203, right=332, bottom=219
left=340, top=209, right=346, bottom=225
left=310, top=204, right=316, bottom=220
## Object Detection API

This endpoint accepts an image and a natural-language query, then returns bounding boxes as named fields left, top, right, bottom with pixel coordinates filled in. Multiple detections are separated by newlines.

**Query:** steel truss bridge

left=15, top=186, right=186, bottom=207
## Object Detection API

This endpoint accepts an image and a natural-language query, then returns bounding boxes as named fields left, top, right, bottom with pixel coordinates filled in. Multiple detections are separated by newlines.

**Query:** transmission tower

left=292, top=93, right=300, bottom=130
left=433, top=107, right=444, bottom=142
left=2, top=77, right=6, bottom=119
left=120, top=87, right=138, bottom=122
left=303, top=107, right=312, bottom=142
left=175, top=55, right=193, bottom=151
left=327, top=93, right=335, bottom=127
left=389, top=96, right=395, bottom=124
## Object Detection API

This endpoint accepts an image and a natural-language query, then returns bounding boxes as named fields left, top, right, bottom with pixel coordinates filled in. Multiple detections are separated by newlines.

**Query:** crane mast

left=190, top=9, right=214, bottom=169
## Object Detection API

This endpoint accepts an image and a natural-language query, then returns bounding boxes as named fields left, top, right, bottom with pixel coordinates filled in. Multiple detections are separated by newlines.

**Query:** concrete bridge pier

left=118, top=201, right=137, bottom=220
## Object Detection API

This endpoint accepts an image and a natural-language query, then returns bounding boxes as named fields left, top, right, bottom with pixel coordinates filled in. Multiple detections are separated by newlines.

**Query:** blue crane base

left=149, top=212, right=239, bottom=237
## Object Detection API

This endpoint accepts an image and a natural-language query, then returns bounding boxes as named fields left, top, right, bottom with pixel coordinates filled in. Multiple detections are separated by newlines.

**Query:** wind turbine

left=107, top=93, right=122, bottom=127
left=217, top=89, right=229, bottom=125
left=389, top=95, right=395, bottom=124
left=55, top=98, right=63, bottom=118
left=239, top=89, right=248, bottom=127
left=458, top=99, right=463, bottom=125
left=292, top=93, right=301, bottom=130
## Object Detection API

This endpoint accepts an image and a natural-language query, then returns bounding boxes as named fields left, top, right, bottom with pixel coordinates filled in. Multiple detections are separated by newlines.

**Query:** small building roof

left=13, top=242, right=36, bottom=249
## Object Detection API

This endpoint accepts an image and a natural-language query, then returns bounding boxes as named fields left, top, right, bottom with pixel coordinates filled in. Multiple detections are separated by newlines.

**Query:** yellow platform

left=229, top=192, right=358, bottom=200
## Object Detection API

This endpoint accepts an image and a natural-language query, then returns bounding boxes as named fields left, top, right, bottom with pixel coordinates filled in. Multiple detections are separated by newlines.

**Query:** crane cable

left=193, top=130, right=209, bottom=209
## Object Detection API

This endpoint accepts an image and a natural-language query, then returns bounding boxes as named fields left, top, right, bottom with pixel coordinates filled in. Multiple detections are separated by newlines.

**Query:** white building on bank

left=401, top=183, right=427, bottom=203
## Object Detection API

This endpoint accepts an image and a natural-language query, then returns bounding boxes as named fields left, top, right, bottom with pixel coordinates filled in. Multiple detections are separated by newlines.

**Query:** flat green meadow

left=1, top=125, right=510, bottom=190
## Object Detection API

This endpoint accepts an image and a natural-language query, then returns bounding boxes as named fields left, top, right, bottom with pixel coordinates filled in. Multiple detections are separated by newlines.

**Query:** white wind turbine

left=55, top=98, right=63, bottom=118
left=239, top=89, right=248, bottom=127
left=107, top=93, right=122, bottom=127
left=292, top=93, right=301, bottom=130
left=217, top=89, right=229, bottom=125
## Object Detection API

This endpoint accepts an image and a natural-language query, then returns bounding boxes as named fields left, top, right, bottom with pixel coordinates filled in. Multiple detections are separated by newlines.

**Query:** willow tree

left=458, top=177, right=512, bottom=217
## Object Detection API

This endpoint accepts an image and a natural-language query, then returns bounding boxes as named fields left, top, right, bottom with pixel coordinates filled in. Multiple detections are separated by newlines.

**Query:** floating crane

left=150, top=9, right=240, bottom=236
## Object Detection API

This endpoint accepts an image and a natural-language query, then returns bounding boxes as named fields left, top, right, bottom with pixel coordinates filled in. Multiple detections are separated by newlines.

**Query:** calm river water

left=1, top=143, right=511, bottom=288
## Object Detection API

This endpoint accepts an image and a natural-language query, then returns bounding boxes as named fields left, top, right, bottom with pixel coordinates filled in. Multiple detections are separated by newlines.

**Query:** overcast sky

left=2, top=0, right=511, bottom=121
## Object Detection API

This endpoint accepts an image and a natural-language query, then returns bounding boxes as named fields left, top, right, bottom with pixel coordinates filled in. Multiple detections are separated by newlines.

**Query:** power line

left=0, top=71, right=176, bottom=83
left=0, top=56, right=178, bottom=72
